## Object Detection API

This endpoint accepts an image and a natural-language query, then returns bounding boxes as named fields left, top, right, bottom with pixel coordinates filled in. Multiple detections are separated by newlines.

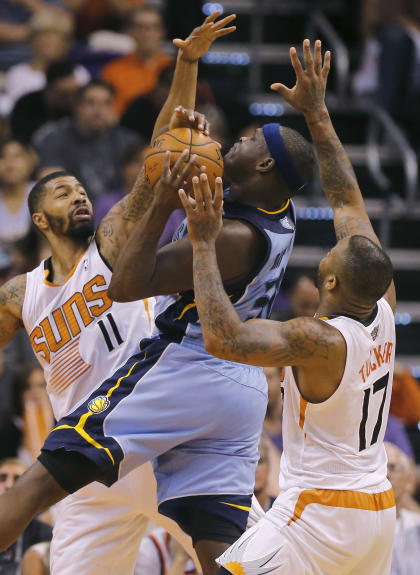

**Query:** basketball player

left=0, top=21, right=315, bottom=575
left=179, top=39, right=397, bottom=575
left=0, top=11, right=236, bottom=575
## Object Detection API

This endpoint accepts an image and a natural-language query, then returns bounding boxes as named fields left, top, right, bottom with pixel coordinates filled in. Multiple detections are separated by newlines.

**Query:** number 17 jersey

left=22, top=240, right=154, bottom=420
left=280, top=297, right=395, bottom=493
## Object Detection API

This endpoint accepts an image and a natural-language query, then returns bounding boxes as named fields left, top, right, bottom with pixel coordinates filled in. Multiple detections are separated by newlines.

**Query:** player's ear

left=256, top=157, right=275, bottom=174
left=32, top=212, right=48, bottom=232
left=324, top=273, right=337, bottom=292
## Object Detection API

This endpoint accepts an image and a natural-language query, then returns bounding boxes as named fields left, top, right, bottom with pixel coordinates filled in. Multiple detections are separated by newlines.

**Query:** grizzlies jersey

left=153, top=196, right=296, bottom=344
left=23, top=240, right=154, bottom=420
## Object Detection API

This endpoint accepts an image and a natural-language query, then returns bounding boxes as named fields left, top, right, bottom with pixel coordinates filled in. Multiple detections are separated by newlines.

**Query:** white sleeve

left=247, top=494, right=266, bottom=529
left=134, top=536, right=162, bottom=575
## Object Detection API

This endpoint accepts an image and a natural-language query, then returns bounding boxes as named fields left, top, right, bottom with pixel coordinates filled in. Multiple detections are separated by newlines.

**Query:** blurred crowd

left=0, top=1, right=420, bottom=573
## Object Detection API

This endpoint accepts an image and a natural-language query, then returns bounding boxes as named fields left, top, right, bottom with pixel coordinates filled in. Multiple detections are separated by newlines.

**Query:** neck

left=48, top=236, right=91, bottom=283
left=31, top=57, right=48, bottom=72
left=315, top=299, right=376, bottom=322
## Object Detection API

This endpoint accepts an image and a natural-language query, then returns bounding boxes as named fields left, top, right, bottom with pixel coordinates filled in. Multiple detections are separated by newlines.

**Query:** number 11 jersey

left=280, top=297, right=395, bottom=492
left=22, top=240, right=154, bottom=420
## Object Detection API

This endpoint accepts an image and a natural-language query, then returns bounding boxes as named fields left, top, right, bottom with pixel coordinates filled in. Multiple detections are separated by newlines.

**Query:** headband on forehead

left=262, top=123, right=306, bottom=192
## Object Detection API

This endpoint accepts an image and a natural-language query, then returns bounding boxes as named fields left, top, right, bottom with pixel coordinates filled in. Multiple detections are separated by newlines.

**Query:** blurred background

left=0, top=0, right=419, bottom=537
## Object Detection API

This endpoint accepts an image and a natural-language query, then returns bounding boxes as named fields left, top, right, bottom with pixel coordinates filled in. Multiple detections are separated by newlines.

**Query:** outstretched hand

left=169, top=106, right=211, bottom=136
left=271, top=39, right=330, bottom=116
left=173, top=10, right=236, bottom=61
left=178, top=174, right=224, bottom=244
left=155, top=150, right=200, bottom=212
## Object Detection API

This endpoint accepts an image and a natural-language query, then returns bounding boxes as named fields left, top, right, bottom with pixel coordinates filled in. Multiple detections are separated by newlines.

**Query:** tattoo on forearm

left=335, top=216, right=374, bottom=241
left=124, top=169, right=154, bottom=223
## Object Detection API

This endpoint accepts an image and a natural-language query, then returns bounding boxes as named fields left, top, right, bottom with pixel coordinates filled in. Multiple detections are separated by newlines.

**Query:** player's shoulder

left=0, top=273, right=27, bottom=317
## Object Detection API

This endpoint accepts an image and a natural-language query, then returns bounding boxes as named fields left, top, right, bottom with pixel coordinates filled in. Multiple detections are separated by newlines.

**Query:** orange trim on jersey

left=54, top=364, right=91, bottom=395
left=318, top=316, right=329, bottom=321
left=288, top=487, right=395, bottom=525
left=149, top=533, right=167, bottom=575
left=50, top=357, right=87, bottom=392
left=143, top=298, right=151, bottom=328
left=51, top=337, right=80, bottom=364
left=257, top=199, right=290, bottom=215
left=299, top=397, right=308, bottom=429
left=43, top=248, right=88, bottom=287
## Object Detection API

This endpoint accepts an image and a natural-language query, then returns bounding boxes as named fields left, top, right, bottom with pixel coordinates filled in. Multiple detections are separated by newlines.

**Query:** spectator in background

left=0, top=139, right=36, bottom=250
left=62, top=0, right=144, bottom=38
left=10, top=60, right=79, bottom=143
left=0, top=458, right=52, bottom=575
left=102, top=6, right=172, bottom=116
left=353, top=0, right=420, bottom=138
left=94, top=141, right=146, bottom=226
left=272, top=274, right=320, bottom=321
left=386, top=442, right=420, bottom=575
left=0, top=364, right=54, bottom=465
left=0, top=0, right=69, bottom=71
left=34, top=79, right=141, bottom=201
left=1, top=11, right=89, bottom=117
left=391, top=362, right=420, bottom=426
left=121, top=66, right=216, bottom=143
left=134, top=527, right=196, bottom=575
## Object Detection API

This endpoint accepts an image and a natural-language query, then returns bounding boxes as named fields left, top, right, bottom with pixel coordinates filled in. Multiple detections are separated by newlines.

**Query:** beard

left=44, top=211, right=94, bottom=240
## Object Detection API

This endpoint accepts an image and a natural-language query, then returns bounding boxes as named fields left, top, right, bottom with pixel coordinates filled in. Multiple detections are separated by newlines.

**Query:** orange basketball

left=144, top=128, right=223, bottom=190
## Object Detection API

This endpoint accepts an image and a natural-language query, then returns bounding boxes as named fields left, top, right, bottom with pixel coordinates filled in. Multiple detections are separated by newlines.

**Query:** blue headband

left=262, top=123, right=306, bottom=192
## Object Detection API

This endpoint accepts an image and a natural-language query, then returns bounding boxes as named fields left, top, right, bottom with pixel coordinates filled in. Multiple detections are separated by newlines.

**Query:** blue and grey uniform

left=42, top=196, right=296, bottom=533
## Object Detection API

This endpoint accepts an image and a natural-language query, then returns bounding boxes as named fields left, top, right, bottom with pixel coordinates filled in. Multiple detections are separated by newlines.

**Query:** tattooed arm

left=96, top=11, right=236, bottom=268
left=0, top=275, right=26, bottom=348
left=179, top=175, right=346, bottom=402
left=271, top=39, right=395, bottom=311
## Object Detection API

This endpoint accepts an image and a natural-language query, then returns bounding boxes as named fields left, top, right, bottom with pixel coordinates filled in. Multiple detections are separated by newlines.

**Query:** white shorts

left=217, top=485, right=396, bottom=575
left=50, top=463, right=198, bottom=575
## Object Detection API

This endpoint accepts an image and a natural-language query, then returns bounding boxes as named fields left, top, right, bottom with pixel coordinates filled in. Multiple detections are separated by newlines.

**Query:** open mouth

left=73, top=207, right=91, bottom=220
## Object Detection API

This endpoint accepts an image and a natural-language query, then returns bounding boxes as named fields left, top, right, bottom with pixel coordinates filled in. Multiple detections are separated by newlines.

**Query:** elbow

left=108, top=279, right=140, bottom=303
left=203, top=333, right=236, bottom=362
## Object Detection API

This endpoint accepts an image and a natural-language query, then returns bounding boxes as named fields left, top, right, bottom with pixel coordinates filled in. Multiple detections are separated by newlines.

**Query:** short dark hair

left=28, top=170, right=71, bottom=216
left=280, top=126, right=316, bottom=184
left=46, top=60, right=75, bottom=85
left=77, top=79, right=116, bottom=101
left=341, top=235, right=393, bottom=304
left=0, top=138, right=32, bottom=156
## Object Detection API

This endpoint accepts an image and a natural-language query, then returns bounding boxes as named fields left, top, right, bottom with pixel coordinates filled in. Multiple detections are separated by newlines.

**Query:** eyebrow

left=53, top=182, right=83, bottom=192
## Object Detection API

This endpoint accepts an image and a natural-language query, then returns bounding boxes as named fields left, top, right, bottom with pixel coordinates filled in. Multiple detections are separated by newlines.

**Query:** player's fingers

left=194, top=112, right=206, bottom=132
left=213, top=177, right=224, bottom=212
left=192, top=176, right=204, bottom=210
left=204, top=119, right=210, bottom=136
left=181, top=154, right=198, bottom=181
left=204, top=10, right=221, bottom=24
left=171, top=150, right=189, bottom=179
left=322, top=50, right=331, bottom=80
left=214, top=26, right=237, bottom=38
left=213, top=14, right=236, bottom=29
left=303, top=39, right=314, bottom=72
left=199, top=173, right=212, bottom=208
left=314, top=39, right=322, bottom=74
left=270, top=83, right=293, bottom=98
left=290, top=47, right=303, bottom=76
left=172, top=39, right=187, bottom=49
left=178, top=189, right=191, bottom=212
left=162, top=151, right=171, bottom=178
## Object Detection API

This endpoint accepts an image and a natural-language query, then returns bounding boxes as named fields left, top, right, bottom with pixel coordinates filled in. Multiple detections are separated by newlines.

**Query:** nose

left=72, top=191, right=86, bottom=204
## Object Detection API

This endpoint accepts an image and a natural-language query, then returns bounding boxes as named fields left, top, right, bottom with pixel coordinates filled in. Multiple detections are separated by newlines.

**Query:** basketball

left=144, top=128, right=223, bottom=190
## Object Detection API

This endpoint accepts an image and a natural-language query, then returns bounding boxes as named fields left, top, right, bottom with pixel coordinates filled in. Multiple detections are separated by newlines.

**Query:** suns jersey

left=280, top=297, right=395, bottom=493
left=153, top=197, right=296, bottom=344
left=22, top=240, right=154, bottom=420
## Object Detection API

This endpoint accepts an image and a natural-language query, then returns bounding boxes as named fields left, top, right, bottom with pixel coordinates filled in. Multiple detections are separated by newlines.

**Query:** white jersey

left=22, top=240, right=154, bottom=420
left=280, top=297, right=395, bottom=493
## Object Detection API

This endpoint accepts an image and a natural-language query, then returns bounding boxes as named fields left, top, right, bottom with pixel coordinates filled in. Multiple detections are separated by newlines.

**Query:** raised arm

left=178, top=175, right=345, bottom=397
left=271, top=39, right=395, bottom=311
left=0, top=275, right=26, bottom=348
left=96, top=10, right=236, bottom=268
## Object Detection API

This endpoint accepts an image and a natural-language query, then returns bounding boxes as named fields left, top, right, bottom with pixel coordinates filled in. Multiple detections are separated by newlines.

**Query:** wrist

left=178, top=51, right=198, bottom=64
left=193, top=239, right=217, bottom=251
left=304, top=106, right=329, bottom=126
